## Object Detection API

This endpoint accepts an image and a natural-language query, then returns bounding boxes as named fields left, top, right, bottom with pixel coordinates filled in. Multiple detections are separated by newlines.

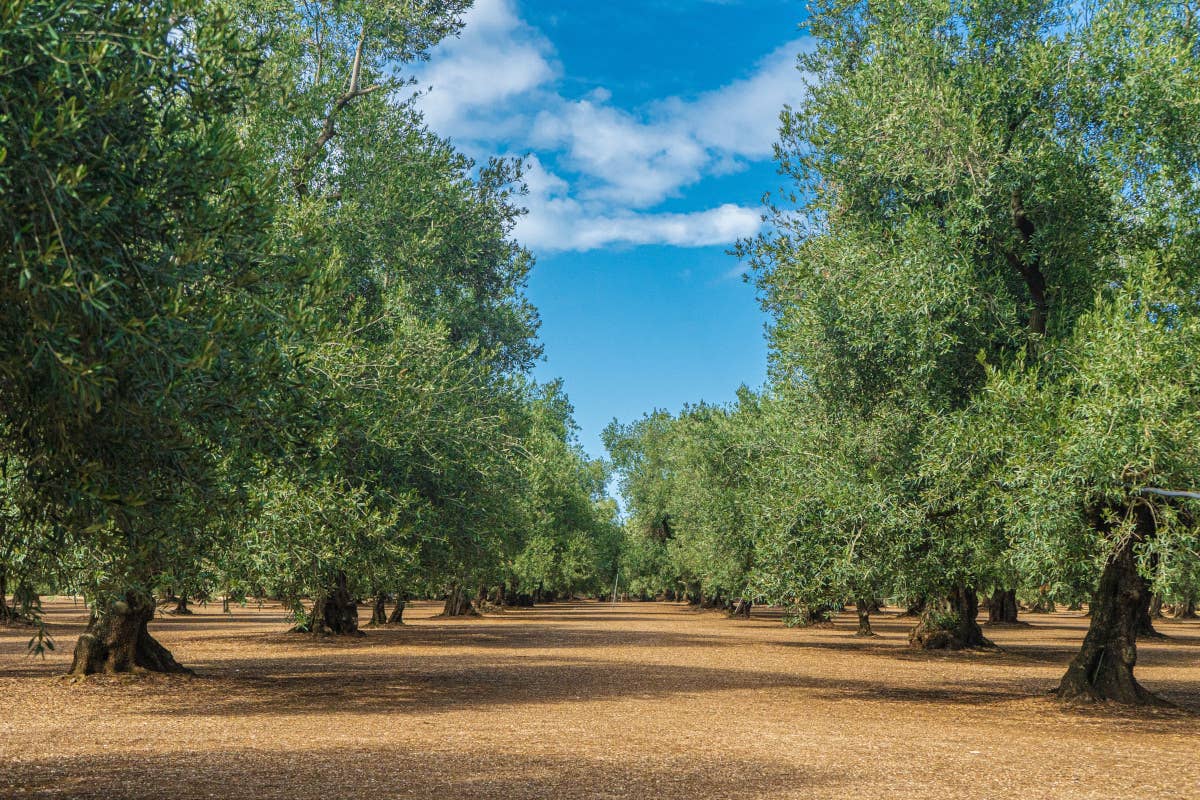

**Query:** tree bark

left=303, top=571, right=360, bottom=635
left=1136, top=588, right=1166, bottom=639
left=0, top=570, right=10, bottom=623
left=854, top=597, right=875, bottom=636
left=69, top=592, right=191, bottom=675
left=909, top=585, right=993, bottom=650
left=387, top=595, right=406, bottom=625
left=987, top=588, right=1022, bottom=625
left=442, top=585, right=479, bottom=617
left=729, top=597, right=752, bottom=619
left=1007, top=190, right=1049, bottom=337
left=1056, top=503, right=1164, bottom=705
left=172, top=592, right=192, bottom=615
left=370, top=592, right=388, bottom=626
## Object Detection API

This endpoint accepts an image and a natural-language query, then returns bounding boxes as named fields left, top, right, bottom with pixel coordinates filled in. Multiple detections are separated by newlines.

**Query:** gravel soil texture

left=2, top=600, right=1199, bottom=799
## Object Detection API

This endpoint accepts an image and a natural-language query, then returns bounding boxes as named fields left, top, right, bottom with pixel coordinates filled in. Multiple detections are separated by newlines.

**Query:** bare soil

left=2, top=600, right=1199, bottom=799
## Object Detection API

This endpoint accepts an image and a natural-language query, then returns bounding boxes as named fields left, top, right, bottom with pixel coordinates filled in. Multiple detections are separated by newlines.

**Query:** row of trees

left=608, top=0, right=1200, bottom=705
left=1, top=0, right=620, bottom=673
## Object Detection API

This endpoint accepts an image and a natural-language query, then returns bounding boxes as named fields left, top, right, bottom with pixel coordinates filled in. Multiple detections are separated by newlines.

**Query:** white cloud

left=413, top=0, right=808, bottom=251
left=516, top=157, right=761, bottom=252
left=521, top=198, right=762, bottom=253
left=533, top=39, right=809, bottom=209
left=530, top=100, right=710, bottom=208
left=667, top=40, right=807, bottom=159
left=417, top=0, right=558, bottom=140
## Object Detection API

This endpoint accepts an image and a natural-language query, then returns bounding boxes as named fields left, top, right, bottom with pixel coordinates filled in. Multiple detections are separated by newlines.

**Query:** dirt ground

left=2, top=600, right=1199, bottom=799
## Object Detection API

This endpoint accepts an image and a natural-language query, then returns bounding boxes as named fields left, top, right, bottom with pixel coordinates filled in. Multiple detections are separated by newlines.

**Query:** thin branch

left=292, top=20, right=379, bottom=200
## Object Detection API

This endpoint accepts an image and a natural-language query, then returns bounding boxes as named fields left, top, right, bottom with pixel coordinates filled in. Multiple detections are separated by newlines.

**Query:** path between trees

left=2, top=600, right=1198, bottom=799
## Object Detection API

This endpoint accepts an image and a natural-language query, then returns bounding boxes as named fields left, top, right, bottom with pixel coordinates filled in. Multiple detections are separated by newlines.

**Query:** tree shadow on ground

left=6, top=602, right=1199, bottom=714
left=41, top=648, right=1199, bottom=728
left=0, top=746, right=837, bottom=800
left=117, top=652, right=1052, bottom=719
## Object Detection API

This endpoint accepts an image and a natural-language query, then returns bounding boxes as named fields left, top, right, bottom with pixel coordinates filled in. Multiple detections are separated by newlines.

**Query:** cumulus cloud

left=413, top=0, right=808, bottom=251
left=516, top=157, right=762, bottom=252
left=416, top=0, right=558, bottom=140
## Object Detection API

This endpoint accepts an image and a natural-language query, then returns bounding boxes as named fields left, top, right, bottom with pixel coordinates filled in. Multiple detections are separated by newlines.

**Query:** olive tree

left=0, top=0, right=292, bottom=673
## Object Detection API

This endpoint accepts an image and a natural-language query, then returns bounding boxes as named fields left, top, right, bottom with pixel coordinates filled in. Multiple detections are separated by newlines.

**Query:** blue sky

left=412, top=0, right=811, bottom=458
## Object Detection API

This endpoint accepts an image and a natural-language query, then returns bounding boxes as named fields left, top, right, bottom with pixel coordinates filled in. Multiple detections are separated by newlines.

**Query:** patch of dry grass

left=2, top=600, right=1198, bottom=799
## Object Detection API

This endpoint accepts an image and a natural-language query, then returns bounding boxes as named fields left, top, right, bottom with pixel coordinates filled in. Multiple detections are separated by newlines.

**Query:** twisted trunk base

left=909, top=585, right=993, bottom=650
left=369, top=593, right=388, bottom=626
left=987, top=588, right=1024, bottom=625
left=729, top=597, right=752, bottom=619
left=69, top=593, right=191, bottom=676
left=387, top=596, right=407, bottom=625
left=442, top=586, right=479, bottom=617
left=854, top=597, right=875, bottom=637
left=1056, top=505, right=1164, bottom=705
left=298, top=572, right=360, bottom=635
left=1136, top=590, right=1166, bottom=639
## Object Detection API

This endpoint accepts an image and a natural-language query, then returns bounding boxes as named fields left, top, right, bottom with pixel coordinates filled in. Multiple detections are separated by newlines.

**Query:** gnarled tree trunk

left=1056, top=504, right=1163, bottom=705
left=1135, top=588, right=1165, bottom=639
left=1137, top=552, right=1166, bottom=638
left=988, top=588, right=1022, bottom=625
left=854, top=597, right=875, bottom=637
left=304, top=571, right=360, bottom=635
left=442, top=585, right=479, bottom=617
left=69, top=592, right=191, bottom=675
left=370, top=592, right=388, bottom=626
left=909, top=585, right=993, bottom=650
left=730, top=597, right=752, bottom=619
left=387, top=595, right=406, bottom=624
left=0, top=570, right=11, bottom=623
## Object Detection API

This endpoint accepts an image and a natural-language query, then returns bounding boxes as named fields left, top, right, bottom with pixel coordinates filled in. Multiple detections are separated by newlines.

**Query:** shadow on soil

left=6, top=601, right=1199, bottom=716
left=136, top=653, right=1041, bottom=719
left=0, top=746, right=836, bottom=800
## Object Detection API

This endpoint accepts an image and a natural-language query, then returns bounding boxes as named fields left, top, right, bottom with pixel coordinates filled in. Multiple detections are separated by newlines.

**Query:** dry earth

left=2, top=599, right=1199, bottom=799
